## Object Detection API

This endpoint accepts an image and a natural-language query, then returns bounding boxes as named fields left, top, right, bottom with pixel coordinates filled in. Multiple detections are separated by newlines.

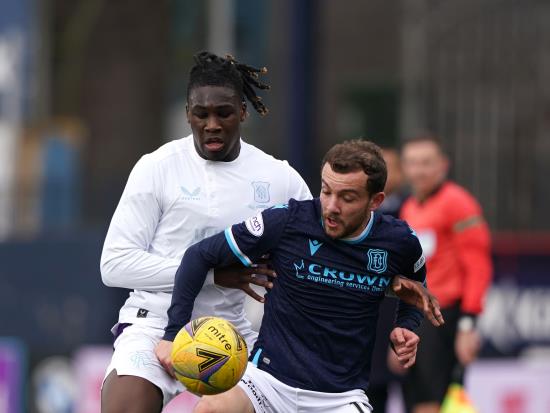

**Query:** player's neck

left=341, top=211, right=374, bottom=242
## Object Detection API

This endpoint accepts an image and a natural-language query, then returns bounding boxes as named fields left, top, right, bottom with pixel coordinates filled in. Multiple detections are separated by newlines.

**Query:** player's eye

left=192, top=111, right=208, bottom=119
left=342, top=195, right=357, bottom=203
left=217, top=108, right=235, bottom=118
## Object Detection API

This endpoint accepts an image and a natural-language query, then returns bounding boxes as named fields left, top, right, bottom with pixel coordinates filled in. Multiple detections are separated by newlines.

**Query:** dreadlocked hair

left=187, top=51, right=271, bottom=116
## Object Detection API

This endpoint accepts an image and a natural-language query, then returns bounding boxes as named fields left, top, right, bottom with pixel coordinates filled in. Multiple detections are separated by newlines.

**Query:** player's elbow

left=100, top=260, right=118, bottom=287
left=100, top=251, right=125, bottom=287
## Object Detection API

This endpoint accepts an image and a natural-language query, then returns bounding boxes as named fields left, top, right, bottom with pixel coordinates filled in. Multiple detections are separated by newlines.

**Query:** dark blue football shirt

left=164, top=198, right=426, bottom=393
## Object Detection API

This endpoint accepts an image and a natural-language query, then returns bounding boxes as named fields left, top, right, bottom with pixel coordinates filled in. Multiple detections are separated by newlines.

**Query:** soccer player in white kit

left=100, top=52, right=311, bottom=413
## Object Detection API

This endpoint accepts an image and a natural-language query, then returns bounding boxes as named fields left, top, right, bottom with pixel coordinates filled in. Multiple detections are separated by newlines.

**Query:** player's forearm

left=163, top=244, right=211, bottom=340
left=101, top=181, right=172, bottom=290
left=395, top=301, right=423, bottom=331
left=163, top=232, right=238, bottom=341
left=101, top=247, right=181, bottom=291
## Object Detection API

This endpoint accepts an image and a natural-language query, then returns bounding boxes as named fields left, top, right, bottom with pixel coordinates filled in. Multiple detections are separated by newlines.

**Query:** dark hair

left=187, top=51, right=270, bottom=115
left=322, top=139, right=387, bottom=196
left=401, top=132, right=446, bottom=154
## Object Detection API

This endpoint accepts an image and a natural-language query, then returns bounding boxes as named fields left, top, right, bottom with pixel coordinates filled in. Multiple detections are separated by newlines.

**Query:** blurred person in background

left=399, top=134, right=493, bottom=413
left=367, top=146, right=410, bottom=413
left=99, top=51, right=312, bottom=413
left=377, top=147, right=409, bottom=218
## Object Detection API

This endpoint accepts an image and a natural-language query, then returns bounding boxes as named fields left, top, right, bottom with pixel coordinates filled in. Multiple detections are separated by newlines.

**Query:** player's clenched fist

left=391, top=276, right=445, bottom=327
left=389, top=327, right=419, bottom=369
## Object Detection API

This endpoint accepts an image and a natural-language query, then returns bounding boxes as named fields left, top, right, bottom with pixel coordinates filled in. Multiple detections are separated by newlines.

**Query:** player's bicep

left=225, top=206, right=289, bottom=266
left=411, top=253, right=427, bottom=285
left=402, top=229, right=427, bottom=285
left=195, top=230, right=242, bottom=268
left=101, top=156, right=162, bottom=269
left=224, top=226, right=254, bottom=267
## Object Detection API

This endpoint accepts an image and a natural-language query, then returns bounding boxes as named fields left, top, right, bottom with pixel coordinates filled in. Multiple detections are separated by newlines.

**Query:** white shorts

left=103, top=324, right=185, bottom=407
left=237, top=362, right=372, bottom=413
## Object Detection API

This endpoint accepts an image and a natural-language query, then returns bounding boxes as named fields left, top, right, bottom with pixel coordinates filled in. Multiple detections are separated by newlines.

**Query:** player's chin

left=201, top=147, right=229, bottom=161
left=322, top=219, right=343, bottom=238
left=324, top=227, right=343, bottom=239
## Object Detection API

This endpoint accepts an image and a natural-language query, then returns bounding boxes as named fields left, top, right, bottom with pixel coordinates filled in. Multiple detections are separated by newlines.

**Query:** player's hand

left=214, top=260, right=276, bottom=303
left=387, top=345, right=407, bottom=376
left=455, top=330, right=481, bottom=365
left=155, top=340, right=176, bottom=378
left=389, top=327, right=419, bottom=369
left=391, top=276, right=445, bottom=327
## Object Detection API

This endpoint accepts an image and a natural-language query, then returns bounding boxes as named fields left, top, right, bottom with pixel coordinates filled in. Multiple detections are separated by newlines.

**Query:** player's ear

left=240, top=101, right=248, bottom=122
left=185, top=104, right=190, bottom=124
left=369, top=192, right=385, bottom=211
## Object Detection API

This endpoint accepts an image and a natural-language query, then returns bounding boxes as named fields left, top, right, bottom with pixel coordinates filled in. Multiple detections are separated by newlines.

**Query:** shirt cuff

left=457, top=314, right=477, bottom=332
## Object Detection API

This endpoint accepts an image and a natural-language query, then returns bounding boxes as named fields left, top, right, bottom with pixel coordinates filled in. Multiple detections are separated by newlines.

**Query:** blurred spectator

left=378, top=147, right=408, bottom=218
left=367, top=148, right=408, bottom=413
left=399, top=134, right=493, bottom=413
left=367, top=146, right=409, bottom=413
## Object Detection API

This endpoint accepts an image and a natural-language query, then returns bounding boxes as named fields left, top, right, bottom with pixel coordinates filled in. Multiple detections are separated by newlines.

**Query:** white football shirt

left=100, top=135, right=311, bottom=344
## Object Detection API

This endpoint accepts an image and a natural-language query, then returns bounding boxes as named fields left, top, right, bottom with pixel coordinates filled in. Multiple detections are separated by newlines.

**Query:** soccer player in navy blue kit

left=156, top=140, right=441, bottom=412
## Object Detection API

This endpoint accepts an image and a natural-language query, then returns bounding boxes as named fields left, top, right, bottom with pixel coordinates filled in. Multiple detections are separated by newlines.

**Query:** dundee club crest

left=367, top=249, right=388, bottom=274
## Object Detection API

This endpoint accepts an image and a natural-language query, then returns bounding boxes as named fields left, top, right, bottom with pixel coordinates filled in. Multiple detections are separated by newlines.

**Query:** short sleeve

left=224, top=204, right=292, bottom=267
left=401, top=226, right=427, bottom=285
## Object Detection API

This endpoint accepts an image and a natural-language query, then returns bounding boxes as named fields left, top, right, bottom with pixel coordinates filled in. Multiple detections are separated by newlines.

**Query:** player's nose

left=205, top=115, right=222, bottom=131
left=324, top=196, right=340, bottom=214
